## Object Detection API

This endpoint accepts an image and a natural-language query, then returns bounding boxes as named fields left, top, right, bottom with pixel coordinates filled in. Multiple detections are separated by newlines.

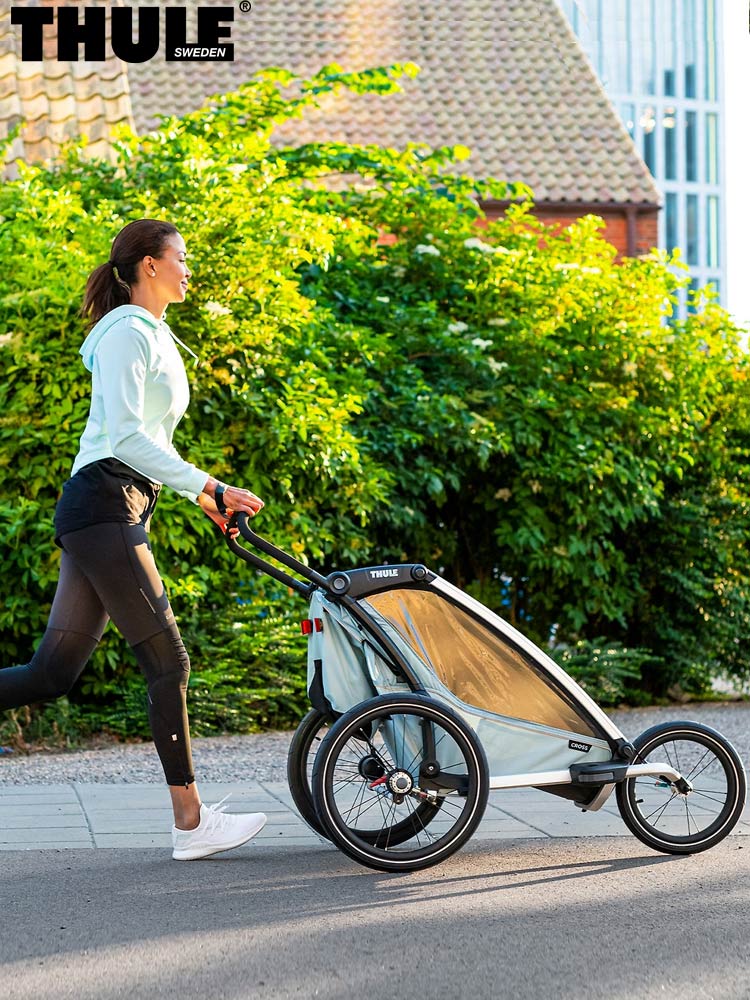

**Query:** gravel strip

left=0, top=731, right=295, bottom=785
left=1, top=701, right=748, bottom=786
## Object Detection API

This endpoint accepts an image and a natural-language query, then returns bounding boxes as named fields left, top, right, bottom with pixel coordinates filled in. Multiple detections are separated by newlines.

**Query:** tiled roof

left=2, top=0, right=659, bottom=206
left=125, top=0, right=659, bottom=206
left=1, top=0, right=133, bottom=175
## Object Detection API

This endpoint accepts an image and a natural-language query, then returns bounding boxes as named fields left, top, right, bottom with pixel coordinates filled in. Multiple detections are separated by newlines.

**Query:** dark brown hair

left=81, top=219, right=180, bottom=327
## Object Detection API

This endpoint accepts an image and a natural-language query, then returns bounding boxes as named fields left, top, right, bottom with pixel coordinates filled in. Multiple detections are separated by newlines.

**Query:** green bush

left=2, top=64, right=749, bottom=746
left=549, top=639, right=660, bottom=707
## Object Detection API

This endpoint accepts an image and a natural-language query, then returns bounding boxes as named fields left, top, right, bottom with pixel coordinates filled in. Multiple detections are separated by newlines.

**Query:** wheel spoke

left=684, top=797, right=693, bottom=835
left=690, top=788, right=728, bottom=805
left=686, top=752, right=716, bottom=783
left=639, top=789, right=677, bottom=825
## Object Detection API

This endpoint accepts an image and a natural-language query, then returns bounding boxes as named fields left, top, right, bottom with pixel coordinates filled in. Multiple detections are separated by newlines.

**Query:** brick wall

left=481, top=203, right=660, bottom=259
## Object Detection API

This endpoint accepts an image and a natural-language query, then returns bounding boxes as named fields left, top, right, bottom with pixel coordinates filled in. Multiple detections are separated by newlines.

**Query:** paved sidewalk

left=1, top=781, right=748, bottom=851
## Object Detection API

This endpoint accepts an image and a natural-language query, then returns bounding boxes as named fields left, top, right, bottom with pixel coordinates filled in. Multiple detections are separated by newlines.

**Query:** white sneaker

left=172, top=795, right=267, bottom=860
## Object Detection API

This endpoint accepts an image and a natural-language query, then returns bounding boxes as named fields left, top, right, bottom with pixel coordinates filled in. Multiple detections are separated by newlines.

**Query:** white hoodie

left=72, top=305, right=208, bottom=502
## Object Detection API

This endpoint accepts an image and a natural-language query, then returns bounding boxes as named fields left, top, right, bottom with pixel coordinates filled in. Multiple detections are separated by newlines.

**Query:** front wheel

left=312, top=693, right=489, bottom=873
left=616, top=721, right=746, bottom=854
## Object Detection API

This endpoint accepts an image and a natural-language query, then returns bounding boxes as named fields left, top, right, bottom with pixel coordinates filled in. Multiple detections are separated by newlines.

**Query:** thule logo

left=369, top=569, right=399, bottom=579
left=10, top=5, right=235, bottom=62
left=568, top=740, right=592, bottom=753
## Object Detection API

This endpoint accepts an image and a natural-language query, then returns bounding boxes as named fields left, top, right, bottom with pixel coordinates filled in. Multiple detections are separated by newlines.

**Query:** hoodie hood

left=79, top=305, right=160, bottom=372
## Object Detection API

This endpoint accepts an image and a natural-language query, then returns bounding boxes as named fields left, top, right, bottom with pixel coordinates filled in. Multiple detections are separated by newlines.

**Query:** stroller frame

left=227, top=514, right=746, bottom=872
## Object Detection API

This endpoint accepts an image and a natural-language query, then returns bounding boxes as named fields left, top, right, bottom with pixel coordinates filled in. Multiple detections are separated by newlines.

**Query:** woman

left=0, top=219, right=267, bottom=861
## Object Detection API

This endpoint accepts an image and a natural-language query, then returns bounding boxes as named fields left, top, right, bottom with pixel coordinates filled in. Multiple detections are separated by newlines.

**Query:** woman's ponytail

left=80, top=260, right=130, bottom=327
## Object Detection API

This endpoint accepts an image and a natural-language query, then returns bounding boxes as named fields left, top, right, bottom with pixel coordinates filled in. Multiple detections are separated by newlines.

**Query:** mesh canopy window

left=365, top=589, right=597, bottom=737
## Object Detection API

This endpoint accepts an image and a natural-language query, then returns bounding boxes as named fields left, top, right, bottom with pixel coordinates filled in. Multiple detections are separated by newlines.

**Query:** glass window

left=707, top=196, right=720, bottom=268
left=705, top=0, right=717, bottom=101
left=664, top=108, right=677, bottom=180
left=641, top=105, right=656, bottom=173
left=364, top=589, right=599, bottom=736
left=614, top=0, right=631, bottom=92
left=684, top=0, right=697, bottom=97
left=662, top=0, right=677, bottom=95
left=706, top=114, right=719, bottom=184
left=686, top=194, right=699, bottom=266
left=685, top=111, right=697, bottom=182
left=665, top=192, right=678, bottom=252
left=633, top=0, right=657, bottom=95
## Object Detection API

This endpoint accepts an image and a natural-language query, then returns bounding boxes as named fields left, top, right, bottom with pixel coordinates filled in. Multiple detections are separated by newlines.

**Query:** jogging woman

left=0, top=219, right=267, bottom=860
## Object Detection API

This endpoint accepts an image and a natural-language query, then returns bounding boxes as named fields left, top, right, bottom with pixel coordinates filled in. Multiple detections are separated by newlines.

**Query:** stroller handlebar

left=223, top=512, right=329, bottom=597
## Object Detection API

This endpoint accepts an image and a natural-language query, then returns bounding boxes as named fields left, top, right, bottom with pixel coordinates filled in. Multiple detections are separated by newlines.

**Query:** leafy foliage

left=1, top=64, right=749, bottom=746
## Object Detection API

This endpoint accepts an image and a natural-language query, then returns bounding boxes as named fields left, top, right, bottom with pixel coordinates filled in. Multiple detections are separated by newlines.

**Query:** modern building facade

left=559, top=0, right=725, bottom=310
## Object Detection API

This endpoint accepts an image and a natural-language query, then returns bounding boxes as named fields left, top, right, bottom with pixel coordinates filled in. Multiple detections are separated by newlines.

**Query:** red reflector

left=314, top=618, right=323, bottom=633
left=300, top=619, right=313, bottom=635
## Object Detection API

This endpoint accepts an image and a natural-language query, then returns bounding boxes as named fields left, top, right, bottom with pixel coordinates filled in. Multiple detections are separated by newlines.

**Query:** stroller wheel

left=616, top=721, right=746, bottom=854
left=287, top=708, right=333, bottom=839
left=312, top=693, right=489, bottom=872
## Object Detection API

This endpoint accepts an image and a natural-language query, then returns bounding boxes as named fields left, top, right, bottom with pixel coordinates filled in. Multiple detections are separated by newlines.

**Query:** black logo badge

left=568, top=740, right=592, bottom=753
left=11, top=5, right=236, bottom=62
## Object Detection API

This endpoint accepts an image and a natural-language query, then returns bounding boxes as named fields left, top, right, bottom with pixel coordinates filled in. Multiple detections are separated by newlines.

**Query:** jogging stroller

left=227, top=514, right=747, bottom=873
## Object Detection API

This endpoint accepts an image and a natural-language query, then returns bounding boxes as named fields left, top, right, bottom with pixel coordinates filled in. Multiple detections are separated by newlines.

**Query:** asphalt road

left=2, top=837, right=749, bottom=1000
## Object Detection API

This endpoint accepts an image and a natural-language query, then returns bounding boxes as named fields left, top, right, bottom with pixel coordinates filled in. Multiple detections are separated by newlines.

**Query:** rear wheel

left=312, top=693, right=489, bottom=872
left=616, top=721, right=746, bottom=854
left=287, top=708, right=332, bottom=839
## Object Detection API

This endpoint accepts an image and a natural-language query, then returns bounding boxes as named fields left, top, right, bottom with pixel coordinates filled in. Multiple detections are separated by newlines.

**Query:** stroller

left=227, top=514, right=747, bottom=873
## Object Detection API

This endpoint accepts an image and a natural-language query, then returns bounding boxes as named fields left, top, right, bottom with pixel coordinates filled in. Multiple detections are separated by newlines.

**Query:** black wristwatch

left=214, top=483, right=229, bottom=517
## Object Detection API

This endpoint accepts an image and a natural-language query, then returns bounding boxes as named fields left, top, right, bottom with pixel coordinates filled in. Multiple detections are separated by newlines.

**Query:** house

left=1, top=0, right=660, bottom=255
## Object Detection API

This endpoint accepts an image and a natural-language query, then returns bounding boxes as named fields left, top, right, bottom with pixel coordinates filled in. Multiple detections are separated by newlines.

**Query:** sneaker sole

left=172, top=814, right=267, bottom=861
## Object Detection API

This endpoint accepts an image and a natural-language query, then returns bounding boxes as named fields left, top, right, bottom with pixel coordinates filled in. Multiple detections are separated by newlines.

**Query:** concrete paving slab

left=469, top=828, right=550, bottom=841
left=0, top=792, right=79, bottom=805
left=1, top=814, right=89, bottom=830
left=0, top=827, right=93, bottom=844
left=0, top=784, right=77, bottom=798
left=0, top=802, right=83, bottom=817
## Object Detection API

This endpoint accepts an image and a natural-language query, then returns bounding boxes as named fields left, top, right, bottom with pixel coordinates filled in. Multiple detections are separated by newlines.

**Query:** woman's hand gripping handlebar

left=198, top=484, right=264, bottom=537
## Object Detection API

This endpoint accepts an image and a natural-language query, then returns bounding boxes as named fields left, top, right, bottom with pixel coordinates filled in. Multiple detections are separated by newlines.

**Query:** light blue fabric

left=73, top=305, right=208, bottom=502
left=306, top=590, right=379, bottom=713
left=308, top=590, right=613, bottom=777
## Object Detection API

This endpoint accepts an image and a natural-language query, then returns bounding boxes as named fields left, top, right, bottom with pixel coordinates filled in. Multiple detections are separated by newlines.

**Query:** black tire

left=312, top=693, right=489, bottom=873
left=287, top=706, right=443, bottom=845
left=616, top=721, right=746, bottom=854
left=287, top=708, right=332, bottom=839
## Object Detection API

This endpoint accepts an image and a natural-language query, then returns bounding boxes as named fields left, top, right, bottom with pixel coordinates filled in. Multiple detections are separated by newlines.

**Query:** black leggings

left=0, top=522, right=194, bottom=786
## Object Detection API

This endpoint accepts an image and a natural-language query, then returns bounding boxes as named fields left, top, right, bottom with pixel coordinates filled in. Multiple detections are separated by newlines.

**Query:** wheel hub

left=387, top=769, right=414, bottom=796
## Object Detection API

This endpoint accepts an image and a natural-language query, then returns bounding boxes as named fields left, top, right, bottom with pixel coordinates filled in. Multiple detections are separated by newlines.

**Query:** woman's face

left=150, top=233, right=191, bottom=304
